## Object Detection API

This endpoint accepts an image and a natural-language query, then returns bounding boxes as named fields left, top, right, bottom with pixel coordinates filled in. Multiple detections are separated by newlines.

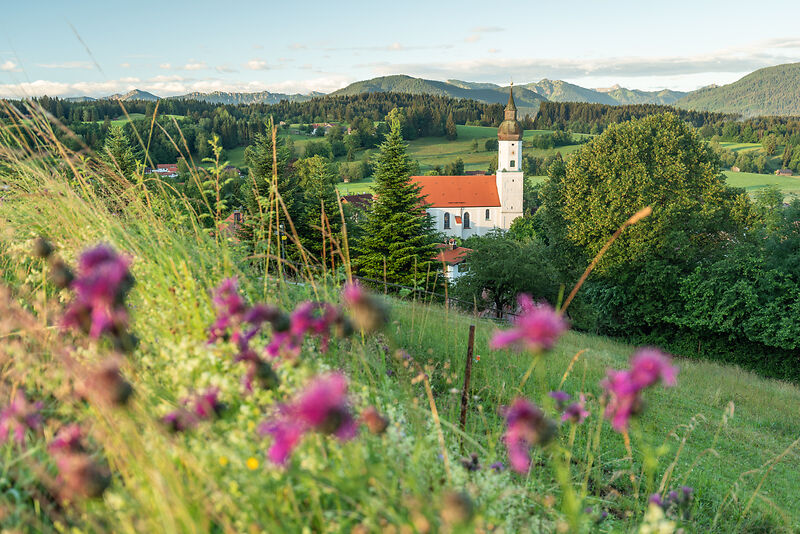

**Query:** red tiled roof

left=410, top=175, right=500, bottom=208
left=341, top=193, right=374, bottom=210
left=157, top=164, right=178, bottom=172
left=434, top=244, right=472, bottom=265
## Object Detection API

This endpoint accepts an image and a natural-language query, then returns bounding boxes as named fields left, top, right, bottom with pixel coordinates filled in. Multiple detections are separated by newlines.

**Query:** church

left=411, top=85, right=524, bottom=238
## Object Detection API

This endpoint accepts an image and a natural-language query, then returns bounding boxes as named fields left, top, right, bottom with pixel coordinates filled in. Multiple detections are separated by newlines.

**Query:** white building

left=411, top=85, right=524, bottom=238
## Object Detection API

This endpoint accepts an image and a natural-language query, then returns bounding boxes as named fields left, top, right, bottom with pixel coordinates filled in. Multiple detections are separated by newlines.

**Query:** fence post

left=459, top=324, right=476, bottom=448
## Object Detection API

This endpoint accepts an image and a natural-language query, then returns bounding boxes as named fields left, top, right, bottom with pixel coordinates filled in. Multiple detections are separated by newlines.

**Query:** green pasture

left=719, top=142, right=762, bottom=153
left=723, top=170, right=800, bottom=199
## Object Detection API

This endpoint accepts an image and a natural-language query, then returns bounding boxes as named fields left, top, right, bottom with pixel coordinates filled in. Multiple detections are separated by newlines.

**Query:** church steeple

left=505, top=82, right=517, bottom=120
left=498, top=82, right=523, bottom=141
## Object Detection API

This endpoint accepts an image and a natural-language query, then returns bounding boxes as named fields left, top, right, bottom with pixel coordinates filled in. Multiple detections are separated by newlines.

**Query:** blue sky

left=2, top=0, right=800, bottom=98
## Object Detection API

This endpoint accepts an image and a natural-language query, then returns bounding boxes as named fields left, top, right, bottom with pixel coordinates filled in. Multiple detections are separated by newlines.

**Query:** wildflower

left=259, top=373, right=358, bottom=465
left=50, top=259, right=74, bottom=289
left=62, top=245, right=134, bottom=340
left=649, top=493, right=664, bottom=508
left=489, top=295, right=567, bottom=352
left=602, top=349, right=678, bottom=432
left=361, top=406, right=389, bottom=435
left=219, top=456, right=229, bottom=467
left=0, top=392, right=43, bottom=445
left=490, top=461, right=504, bottom=472
left=246, top=457, right=259, bottom=470
left=32, top=237, right=53, bottom=259
left=294, top=373, right=357, bottom=438
left=190, top=388, right=225, bottom=419
left=80, top=358, right=133, bottom=406
left=208, top=278, right=247, bottom=343
left=548, top=390, right=571, bottom=409
left=502, top=398, right=557, bottom=473
left=236, top=350, right=280, bottom=393
left=458, top=452, right=481, bottom=472
left=49, top=424, right=86, bottom=455
left=562, top=396, right=590, bottom=424
left=260, top=417, right=305, bottom=465
left=162, top=410, right=196, bottom=433
left=54, top=454, right=111, bottom=500
left=342, top=282, right=388, bottom=333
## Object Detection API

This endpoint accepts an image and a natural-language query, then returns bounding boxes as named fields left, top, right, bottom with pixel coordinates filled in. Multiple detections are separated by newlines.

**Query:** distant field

left=88, top=113, right=187, bottom=127
left=723, top=170, right=800, bottom=199
left=719, top=141, right=762, bottom=153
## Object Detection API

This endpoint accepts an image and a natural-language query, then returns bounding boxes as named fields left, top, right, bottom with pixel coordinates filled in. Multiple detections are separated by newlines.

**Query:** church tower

left=495, top=83, right=524, bottom=229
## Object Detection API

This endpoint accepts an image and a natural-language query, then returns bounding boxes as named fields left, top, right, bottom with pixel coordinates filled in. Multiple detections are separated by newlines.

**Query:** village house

left=410, top=85, right=524, bottom=238
left=434, top=241, right=472, bottom=281
left=775, top=168, right=793, bottom=176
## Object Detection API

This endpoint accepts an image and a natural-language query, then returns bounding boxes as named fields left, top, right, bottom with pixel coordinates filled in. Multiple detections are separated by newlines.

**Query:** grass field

left=723, top=170, right=800, bottom=200
left=719, top=142, right=762, bottom=153
left=3, top=114, right=800, bottom=531
left=87, top=113, right=188, bottom=127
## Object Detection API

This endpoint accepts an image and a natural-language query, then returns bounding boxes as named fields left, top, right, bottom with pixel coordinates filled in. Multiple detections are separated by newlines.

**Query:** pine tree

left=354, top=112, right=437, bottom=288
left=295, top=155, right=342, bottom=261
left=445, top=112, right=458, bottom=140
left=101, top=125, right=137, bottom=178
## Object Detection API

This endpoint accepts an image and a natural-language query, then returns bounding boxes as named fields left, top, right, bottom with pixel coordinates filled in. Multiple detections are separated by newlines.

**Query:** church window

left=443, top=212, right=450, bottom=229
left=510, top=160, right=515, bottom=168
left=463, top=212, right=471, bottom=229
left=485, top=209, right=490, bottom=220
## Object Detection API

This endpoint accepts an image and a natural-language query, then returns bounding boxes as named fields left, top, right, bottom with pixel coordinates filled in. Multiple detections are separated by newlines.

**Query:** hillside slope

left=599, top=85, right=687, bottom=105
left=675, top=62, right=800, bottom=116
left=331, top=75, right=545, bottom=116
left=173, top=90, right=322, bottom=105
left=525, top=79, right=617, bottom=105
left=106, top=89, right=160, bottom=101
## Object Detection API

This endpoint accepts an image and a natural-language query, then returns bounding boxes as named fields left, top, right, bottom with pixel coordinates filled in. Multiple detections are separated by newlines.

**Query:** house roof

left=434, top=244, right=472, bottom=265
left=341, top=193, right=374, bottom=210
left=410, top=175, right=500, bottom=208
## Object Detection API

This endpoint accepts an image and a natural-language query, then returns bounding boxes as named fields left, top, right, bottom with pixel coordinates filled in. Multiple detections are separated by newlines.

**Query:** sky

left=2, top=0, right=800, bottom=99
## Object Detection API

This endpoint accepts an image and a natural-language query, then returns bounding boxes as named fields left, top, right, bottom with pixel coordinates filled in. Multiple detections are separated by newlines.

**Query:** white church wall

left=428, top=207, right=501, bottom=238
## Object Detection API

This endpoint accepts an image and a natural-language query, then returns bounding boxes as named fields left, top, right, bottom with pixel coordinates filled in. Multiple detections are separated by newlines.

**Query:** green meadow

left=723, top=170, right=800, bottom=199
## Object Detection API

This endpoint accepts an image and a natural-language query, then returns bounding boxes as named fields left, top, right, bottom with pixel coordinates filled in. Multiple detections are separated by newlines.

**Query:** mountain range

left=80, top=61, right=800, bottom=117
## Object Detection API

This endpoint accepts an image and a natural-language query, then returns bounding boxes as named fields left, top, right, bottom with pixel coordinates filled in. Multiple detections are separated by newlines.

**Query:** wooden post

left=459, top=325, right=476, bottom=448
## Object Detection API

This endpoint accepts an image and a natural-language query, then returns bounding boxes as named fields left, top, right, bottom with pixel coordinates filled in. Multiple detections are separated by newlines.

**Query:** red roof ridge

left=411, top=174, right=500, bottom=208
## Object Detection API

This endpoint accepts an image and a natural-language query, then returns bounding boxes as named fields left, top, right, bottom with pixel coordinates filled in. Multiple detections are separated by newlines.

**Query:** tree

left=101, top=125, right=137, bottom=178
left=453, top=231, right=558, bottom=317
left=295, top=155, right=342, bottom=261
left=445, top=112, right=457, bottom=141
left=353, top=114, right=437, bottom=288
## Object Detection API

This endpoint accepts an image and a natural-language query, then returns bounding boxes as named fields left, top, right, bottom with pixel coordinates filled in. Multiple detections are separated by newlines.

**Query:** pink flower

left=490, top=295, right=567, bottom=352
left=208, top=278, right=246, bottom=343
left=62, top=245, right=133, bottom=340
left=602, top=349, right=678, bottom=432
left=49, top=424, right=86, bottom=455
left=0, top=392, right=42, bottom=445
left=630, top=348, right=678, bottom=389
left=259, top=373, right=358, bottom=465
left=191, top=388, right=225, bottom=419
left=342, top=282, right=388, bottom=333
left=502, top=398, right=556, bottom=473
left=562, top=396, right=590, bottom=424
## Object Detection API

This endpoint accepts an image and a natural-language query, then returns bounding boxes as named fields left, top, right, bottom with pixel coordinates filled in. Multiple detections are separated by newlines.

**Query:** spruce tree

left=354, top=112, right=437, bottom=288
left=295, top=155, right=342, bottom=261
left=445, top=112, right=458, bottom=140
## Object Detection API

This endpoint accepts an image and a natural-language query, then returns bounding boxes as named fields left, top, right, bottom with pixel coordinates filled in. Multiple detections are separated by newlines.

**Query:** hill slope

left=173, top=90, right=322, bottom=105
left=106, top=89, right=160, bottom=101
left=599, top=85, right=687, bottom=105
left=525, top=79, right=617, bottom=105
left=675, top=62, right=800, bottom=116
left=330, top=75, right=546, bottom=116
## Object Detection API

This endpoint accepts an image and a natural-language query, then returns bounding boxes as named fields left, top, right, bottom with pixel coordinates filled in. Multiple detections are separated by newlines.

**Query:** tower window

left=485, top=209, right=490, bottom=220
left=463, top=212, right=471, bottom=229
left=443, top=212, right=450, bottom=229
left=510, top=160, right=515, bottom=168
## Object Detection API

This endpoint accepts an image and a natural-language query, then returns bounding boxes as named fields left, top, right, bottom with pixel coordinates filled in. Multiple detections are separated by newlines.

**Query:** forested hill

left=172, top=90, right=323, bottom=105
left=600, top=86, right=687, bottom=105
left=675, top=62, right=800, bottom=116
left=524, top=79, right=617, bottom=105
left=330, top=75, right=546, bottom=117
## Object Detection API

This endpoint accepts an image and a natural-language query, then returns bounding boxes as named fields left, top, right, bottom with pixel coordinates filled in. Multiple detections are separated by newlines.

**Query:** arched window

left=485, top=209, right=490, bottom=220
left=443, top=212, right=450, bottom=229
left=463, top=212, right=471, bottom=229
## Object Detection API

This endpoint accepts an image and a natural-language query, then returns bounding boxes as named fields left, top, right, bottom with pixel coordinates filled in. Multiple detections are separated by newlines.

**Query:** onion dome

left=498, top=83, right=523, bottom=141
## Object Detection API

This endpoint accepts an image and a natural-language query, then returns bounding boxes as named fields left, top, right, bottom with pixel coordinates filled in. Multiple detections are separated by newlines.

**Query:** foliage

left=353, top=114, right=437, bottom=287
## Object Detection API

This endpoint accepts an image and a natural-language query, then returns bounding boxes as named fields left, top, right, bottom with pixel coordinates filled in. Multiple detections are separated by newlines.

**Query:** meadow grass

left=2, top=105, right=799, bottom=532
left=723, top=170, right=800, bottom=200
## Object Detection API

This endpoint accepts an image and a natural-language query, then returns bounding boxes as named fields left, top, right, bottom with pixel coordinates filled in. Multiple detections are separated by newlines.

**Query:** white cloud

left=471, top=26, right=502, bottom=33
left=1, top=60, right=21, bottom=72
left=488, top=48, right=500, bottom=54
left=36, top=61, right=93, bottom=70
left=216, top=64, right=237, bottom=73
left=290, top=43, right=307, bottom=50
left=245, top=59, right=269, bottom=71
left=183, top=60, right=207, bottom=71
left=159, top=63, right=172, bottom=70
left=465, top=35, right=480, bottom=43
left=120, top=62, right=130, bottom=68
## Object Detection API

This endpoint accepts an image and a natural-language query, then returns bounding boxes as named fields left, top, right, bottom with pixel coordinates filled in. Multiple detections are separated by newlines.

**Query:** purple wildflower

left=259, top=373, right=358, bottom=465
left=162, top=410, right=196, bottom=433
left=548, top=390, right=571, bottom=409
left=649, top=493, right=664, bottom=508
left=490, top=295, right=567, bottom=352
left=62, top=245, right=133, bottom=340
left=0, top=392, right=43, bottom=445
left=49, top=424, right=86, bottom=455
left=602, top=349, right=678, bottom=432
left=562, top=395, right=590, bottom=424
left=342, top=282, right=387, bottom=333
left=191, top=388, right=225, bottom=419
left=503, top=398, right=557, bottom=473
left=208, top=278, right=247, bottom=343
left=490, top=461, right=504, bottom=472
